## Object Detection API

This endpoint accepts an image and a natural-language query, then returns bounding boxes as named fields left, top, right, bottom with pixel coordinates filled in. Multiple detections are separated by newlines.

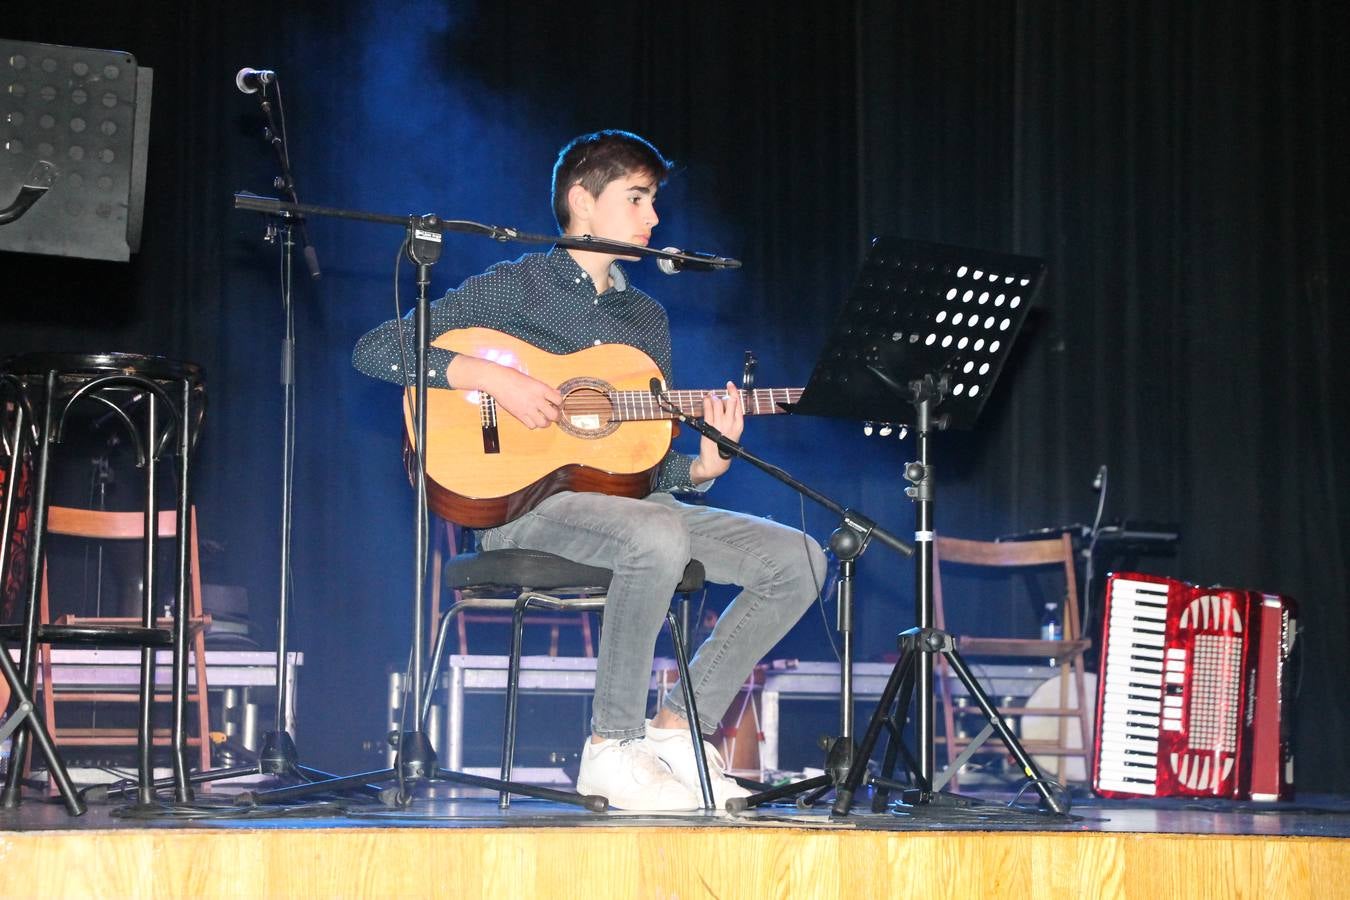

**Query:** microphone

left=235, top=67, right=276, bottom=94
left=655, top=246, right=740, bottom=275
left=1092, top=465, right=1107, bottom=492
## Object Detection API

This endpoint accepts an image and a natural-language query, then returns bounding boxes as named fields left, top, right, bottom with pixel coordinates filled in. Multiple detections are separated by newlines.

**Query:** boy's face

left=569, top=170, right=659, bottom=255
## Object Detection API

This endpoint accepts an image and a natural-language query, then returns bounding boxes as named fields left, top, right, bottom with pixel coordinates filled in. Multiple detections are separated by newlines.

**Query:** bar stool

left=0, top=352, right=205, bottom=810
left=420, top=548, right=716, bottom=810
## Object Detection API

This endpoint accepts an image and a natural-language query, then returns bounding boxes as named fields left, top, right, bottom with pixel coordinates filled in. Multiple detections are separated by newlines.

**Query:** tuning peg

left=863, top=421, right=875, bottom=436
left=879, top=423, right=894, bottom=436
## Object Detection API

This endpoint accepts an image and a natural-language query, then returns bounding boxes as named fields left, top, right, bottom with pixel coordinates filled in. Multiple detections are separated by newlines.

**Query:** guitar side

left=403, top=328, right=675, bottom=528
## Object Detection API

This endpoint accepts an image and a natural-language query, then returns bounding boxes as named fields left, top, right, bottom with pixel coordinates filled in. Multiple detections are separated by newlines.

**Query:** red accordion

left=1092, top=572, right=1298, bottom=800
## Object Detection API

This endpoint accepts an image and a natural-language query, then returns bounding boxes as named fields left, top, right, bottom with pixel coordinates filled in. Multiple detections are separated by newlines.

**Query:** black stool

left=0, top=352, right=204, bottom=811
left=421, top=548, right=716, bottom=810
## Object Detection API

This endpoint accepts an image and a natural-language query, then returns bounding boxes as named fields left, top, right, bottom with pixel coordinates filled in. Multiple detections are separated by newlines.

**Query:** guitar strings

left=544, top=389, right=804, bottom=419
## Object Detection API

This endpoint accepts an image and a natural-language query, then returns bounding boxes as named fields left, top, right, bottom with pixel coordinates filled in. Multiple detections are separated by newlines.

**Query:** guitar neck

left=610, top=388, right=803, bottom=422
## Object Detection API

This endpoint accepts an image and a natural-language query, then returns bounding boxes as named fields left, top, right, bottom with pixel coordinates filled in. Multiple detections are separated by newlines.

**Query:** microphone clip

left=0, top=161, right=58, bottom=226
left=648, top=379, right=737, bottom=461
left=655, top=246, right=741, bottom=275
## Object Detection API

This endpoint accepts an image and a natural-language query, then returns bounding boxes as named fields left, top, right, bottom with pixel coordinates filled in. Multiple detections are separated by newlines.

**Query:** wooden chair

left=36, top=505, right=212, bottom=777
left=932, top=533, right=1093, bottom=785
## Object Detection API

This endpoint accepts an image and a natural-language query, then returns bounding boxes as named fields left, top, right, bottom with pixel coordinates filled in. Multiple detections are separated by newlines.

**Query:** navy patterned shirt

left=352, top=246, right=699, bottom=491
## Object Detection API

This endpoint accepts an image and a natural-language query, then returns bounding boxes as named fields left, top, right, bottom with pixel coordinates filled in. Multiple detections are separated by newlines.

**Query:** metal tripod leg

left=837, top=626, right=1066, bottom=816
left=940, top=644, right=1065, bottom=813
left=870, top=655, right=921, bottom=811
left=830, top=633, right=924, bottom=814
left=0, top=638, right=83, bottom=815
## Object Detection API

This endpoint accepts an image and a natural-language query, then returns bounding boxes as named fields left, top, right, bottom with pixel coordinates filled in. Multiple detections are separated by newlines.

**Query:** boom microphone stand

left=225, top=195, right=738, bottom=809
left=101, top=75, right=337, bottom=801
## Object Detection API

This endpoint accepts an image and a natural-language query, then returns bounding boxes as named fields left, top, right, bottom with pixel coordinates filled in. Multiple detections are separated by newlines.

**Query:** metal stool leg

left=133, top=392, right=158, bottom=804
left=0, top=638, right=83, bottom=815
left=499, top=595, right=530, bottom=810
left=2, top=371, right=56, bottom=808
left=419, top=607, right=457, bottom=729
left=168, top=375, right=194, bottom=801
left=666, top=610, right=714, bottom=809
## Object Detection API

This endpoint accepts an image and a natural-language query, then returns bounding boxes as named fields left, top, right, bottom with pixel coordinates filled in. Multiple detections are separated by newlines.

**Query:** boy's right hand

left=447, top=354, right=562, bottom=429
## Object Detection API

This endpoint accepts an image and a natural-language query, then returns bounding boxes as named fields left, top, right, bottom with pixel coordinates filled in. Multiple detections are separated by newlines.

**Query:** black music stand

left=786, top=236, right=1066, bottom=816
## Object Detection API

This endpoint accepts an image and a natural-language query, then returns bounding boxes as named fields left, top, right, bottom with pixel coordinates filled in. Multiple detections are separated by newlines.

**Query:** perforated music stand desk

left=790, top=236, right=1042, bottom=427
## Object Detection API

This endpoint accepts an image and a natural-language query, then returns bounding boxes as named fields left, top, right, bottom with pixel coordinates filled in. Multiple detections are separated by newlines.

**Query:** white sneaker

left=575, top=737, right=702, bottom=811
left=644, top=720, right=754, bottom=810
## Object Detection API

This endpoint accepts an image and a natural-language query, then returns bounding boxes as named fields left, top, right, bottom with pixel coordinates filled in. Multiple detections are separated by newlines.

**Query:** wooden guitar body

left=404, top=329, right=674, bottom=528
left=402, top=328, right=801, bottom=528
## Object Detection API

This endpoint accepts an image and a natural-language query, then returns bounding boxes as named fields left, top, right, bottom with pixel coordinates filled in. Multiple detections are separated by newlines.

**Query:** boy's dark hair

left=551, top=130, right=673, bottom=231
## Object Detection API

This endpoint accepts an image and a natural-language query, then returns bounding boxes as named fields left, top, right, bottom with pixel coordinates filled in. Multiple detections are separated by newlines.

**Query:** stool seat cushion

left=444, top=549, right=705, bottom=594
left=1, top=351, right=202, bottom=381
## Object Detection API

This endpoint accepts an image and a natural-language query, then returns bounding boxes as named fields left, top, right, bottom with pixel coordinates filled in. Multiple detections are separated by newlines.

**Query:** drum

left=1020, top=671, right=1097, bottom=783
left=713, top=667, right=767, bottom=777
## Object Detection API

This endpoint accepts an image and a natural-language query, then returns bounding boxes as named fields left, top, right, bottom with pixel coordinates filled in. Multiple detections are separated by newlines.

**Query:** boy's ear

left=566, top=182, right=594, bottom=225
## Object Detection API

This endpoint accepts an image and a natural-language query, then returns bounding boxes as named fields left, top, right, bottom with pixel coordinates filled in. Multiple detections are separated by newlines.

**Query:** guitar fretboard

left=477, top=388, right=802, bottom=429
left=609, top=388, right=802, bottom=422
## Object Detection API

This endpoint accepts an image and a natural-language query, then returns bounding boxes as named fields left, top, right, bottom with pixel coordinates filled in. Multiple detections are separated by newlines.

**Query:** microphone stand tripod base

left=91, top=728, right=367, bottom=802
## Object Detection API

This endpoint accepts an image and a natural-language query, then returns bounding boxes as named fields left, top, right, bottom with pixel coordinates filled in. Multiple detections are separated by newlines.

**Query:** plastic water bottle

left=1040, top=601, right=1062, bottom=666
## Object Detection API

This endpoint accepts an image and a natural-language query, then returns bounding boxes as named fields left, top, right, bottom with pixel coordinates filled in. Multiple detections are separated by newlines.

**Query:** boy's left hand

left=689, top=380, right=744, bottom=483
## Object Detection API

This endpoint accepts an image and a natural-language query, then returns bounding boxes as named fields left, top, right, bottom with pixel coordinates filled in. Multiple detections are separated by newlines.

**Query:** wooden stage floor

left=1, top=778, right=1348, bottom=898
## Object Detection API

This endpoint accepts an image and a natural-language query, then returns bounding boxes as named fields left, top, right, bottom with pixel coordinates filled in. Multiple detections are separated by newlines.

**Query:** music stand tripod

left=743, top=237, right=1066, bottom=816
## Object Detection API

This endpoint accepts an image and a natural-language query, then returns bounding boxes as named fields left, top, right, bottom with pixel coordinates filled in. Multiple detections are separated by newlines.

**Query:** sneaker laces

left=654, top=727, right=731, bottom=779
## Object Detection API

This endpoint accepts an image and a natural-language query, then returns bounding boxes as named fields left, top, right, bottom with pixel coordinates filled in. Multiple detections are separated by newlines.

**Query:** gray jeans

left=480, top=491, right=828, bottom=739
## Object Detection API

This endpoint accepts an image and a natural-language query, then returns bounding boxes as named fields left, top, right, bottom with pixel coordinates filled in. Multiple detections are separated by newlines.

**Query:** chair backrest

left=40, top=505, right=203, bottom=625
left=34, top=504, right=213, bottom=778
left=45, top=507, right=186, bottom=540
left=932, top=532, right=1081, bottom=642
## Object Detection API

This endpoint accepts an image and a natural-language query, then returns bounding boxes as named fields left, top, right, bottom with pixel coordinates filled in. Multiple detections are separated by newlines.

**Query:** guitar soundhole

left=556, top=378, right=620, bottom=439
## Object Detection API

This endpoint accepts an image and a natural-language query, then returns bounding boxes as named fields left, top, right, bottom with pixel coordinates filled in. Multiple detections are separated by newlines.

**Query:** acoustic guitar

left=402, top=328, right=802, bottom=528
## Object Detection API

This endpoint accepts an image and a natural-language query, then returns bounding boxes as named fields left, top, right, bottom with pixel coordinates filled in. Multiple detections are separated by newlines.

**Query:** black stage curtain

left=4, top=1, right=1346, bottom=788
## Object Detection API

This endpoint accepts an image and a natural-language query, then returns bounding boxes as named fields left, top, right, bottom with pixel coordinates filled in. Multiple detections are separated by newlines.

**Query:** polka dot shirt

left=352, top=245, right=698, bottom=491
